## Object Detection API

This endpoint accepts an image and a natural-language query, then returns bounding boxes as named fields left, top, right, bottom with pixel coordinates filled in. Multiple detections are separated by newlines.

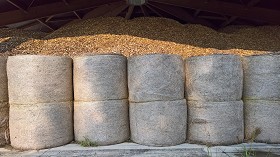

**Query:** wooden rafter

left=17, top=21, right=38, bottom=29
left=83, top=1, right=125, bottom=19
left=148, top=2, right=215, bottom=28
left=0, top=0, right=121, bottom=26
left=36, top=19, right=55, bottom=31
left=73, top=11, right=82, bottom=19
left=220, top=0, right=262, bottom=27
left=145, top=4, right=163, bottom=17
left=125, top=5, right=134, bottom=19
left=140, top=5, right=149, bottom=16
left=149, top=0, right=280, bottom=24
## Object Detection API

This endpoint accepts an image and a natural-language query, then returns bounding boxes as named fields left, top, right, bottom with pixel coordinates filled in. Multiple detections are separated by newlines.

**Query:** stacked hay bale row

left=185, top=54, right=244, bottom=145
left=73, top=54, right=129, bottom=145
left=0, top=57, right=9, bottom=146
left=243, top=54, right=280, bottom=143
left=128, top=54, right=187, bottom=146
left=7, top=55, right=73, bottom=150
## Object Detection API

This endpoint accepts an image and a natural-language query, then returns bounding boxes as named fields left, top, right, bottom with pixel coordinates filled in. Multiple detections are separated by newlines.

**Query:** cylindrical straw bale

left=130, top=99, right=187, bottom=146
left=9, top=102, right=73, bottom=150
left=244, top=100, right=280, bottom=143
left=74, top=99, right=129, bottom=145
left=74, top=54, right=128, bottom=101
left=185, top=54, right=243, bottom=101
left=0, top=57, right=8, bottom=102
left=243, top=54, right=280, bottom=100
left=0, top=103, right=9, bottom=146
left=188, top=100, right=244, bottom=145
left=128, top=54, right=184, bottom=102
left=7, top=55, right=73, bottom=104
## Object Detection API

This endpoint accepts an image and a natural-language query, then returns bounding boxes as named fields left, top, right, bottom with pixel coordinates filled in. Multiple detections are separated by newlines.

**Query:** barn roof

left=0, top=0, right=280, bottom=32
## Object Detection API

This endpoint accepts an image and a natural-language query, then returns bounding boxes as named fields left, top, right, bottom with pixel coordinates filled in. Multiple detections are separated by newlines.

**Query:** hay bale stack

left=74, top=100, right=129, bottom=145
left=244, top=100, right=280, bottom=143
left=128, top=54, right=184, bottom=102
left=185, top=54, right=243, bottom=101
left=74, top=54, right=127, bottom=101
left=243, top=54, right=280, bottom=143
left=130, top=100, right=187, bottom=146
left=7, top=55, right=73, bottom=150
left=243, top=54, right=280, bottom=100
left=128, top=54, right=187, bottom=146
left=185, top=54, right=244, bottom=145
left=0, top=57, right=9, bottom=146
left=188, top=101, right=244, bottom=145
left=73, top=55, right=129, bottom=145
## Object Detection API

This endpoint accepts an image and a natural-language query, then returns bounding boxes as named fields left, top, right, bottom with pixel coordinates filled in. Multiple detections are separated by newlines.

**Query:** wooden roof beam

left=148, top=2, right=216, bottom=28
left=125, top=5, right=134, bottom=19
left=220, top=0, right=262, bottom=27
left=149, top=0, right=280, bottom=24
left=0, top=0, right=122, bottom=26
left=6, top=0, right=28, bottom=13
left=141, top=5, right=149, bottom=16
left=145, top=4, right=163, bottom=17
left=36, top=19, right=56, bottom=31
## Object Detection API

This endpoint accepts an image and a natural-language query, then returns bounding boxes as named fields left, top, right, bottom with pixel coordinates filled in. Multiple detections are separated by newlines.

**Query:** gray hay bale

left=74, top=99, right=129, bottom=145
left=0, top=57, right=8, bottom=102
left=9, top=102, right=73, bottom=150
left=130, top=99, right=187, bottom=146
left=244, top=100, right=280, bottom=143
left=0, top=103, right=9, bottom=146
left=74, top=54, right=128, bottom=101
left=185, top=54, right=243, bottom=101
left=7, top=55, right=73, bottom=104
left=188, top=100, right=244, bottom=145
left=128, top=54, right=184, bottom=102
left=243, top=54, right=280, bottom=100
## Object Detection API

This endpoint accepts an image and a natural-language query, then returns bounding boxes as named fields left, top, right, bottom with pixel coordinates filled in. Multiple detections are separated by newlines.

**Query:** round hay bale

left=244, top=100, right=280, bottom=143
left=74, top=99, right=129, bottom=145
left=128, top=54, right=184, bottom=102
left=9, top=102, right=73, bottom=150
left=0, top=103, right=9, bottom=146
left=0, top=57, right=8, bottom=102
left=185, top=54, right=243, bottom=101
left=188, top=100, right=244, bottom=145
left=243, top=54, right=280, bottom=100
left=7, top=55, right=73, bottom=104
left=74, top=54, right=128, bottom=101
left=130, top=99, right=187, bottom=146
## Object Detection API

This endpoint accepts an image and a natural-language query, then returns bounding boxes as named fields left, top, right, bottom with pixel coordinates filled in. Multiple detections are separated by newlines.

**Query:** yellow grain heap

left=1, top=17, right=280, bottom=58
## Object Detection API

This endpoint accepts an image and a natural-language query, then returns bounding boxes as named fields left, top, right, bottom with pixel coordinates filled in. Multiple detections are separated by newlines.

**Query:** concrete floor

left=0, top=142, right=279, bottom=157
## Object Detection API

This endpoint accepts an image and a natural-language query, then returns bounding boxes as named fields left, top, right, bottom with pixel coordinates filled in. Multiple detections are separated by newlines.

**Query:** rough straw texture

left=243, top=54, right=280, bottom=100
left=74, top=100, right=129, bottom=145
left=7, top=55, right=73, bottom=104
left=188, top=101, right=244, bottom=145
left=130, top=99, right=187, bottom=146
left=1, top=17, right=279, bottom=57
left=74, top=54, right=128, bottom=101
left=185, top=54, right=243, bottom=101
left=0, top=103, right=9, bottom=146
left=0, top=57, right=8, bottom=102
left=128, top=54, right=184, bottom=102
left=9, top=102, right=73, bottom=150
left=244, top=100, right=280, bottom=143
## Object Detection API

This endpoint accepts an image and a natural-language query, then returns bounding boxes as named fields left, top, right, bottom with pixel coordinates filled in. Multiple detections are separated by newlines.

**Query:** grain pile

left=0, top=28, right=47, bottom=55
left=1, top=17, right=280, bottom=57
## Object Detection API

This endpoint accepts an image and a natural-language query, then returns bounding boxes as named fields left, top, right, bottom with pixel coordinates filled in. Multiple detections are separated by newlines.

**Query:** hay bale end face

left=9, top=102, right=73, bottom=150
left=74, top=54, right=128, bottom=101
left=74, top=99, right=129, bottom=145
left=243, top=54, right=280, bottom=100
left=7, top=55, right=73, bottom=104
left=128, top=54, right=184, bottom=102
left=130, top=99, right=187, bottom=146
left=185, top=54, right=243, bottom=101
left=245, top=100, right=280, bottom=143
left=188, top=100, right=244, bottom=145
